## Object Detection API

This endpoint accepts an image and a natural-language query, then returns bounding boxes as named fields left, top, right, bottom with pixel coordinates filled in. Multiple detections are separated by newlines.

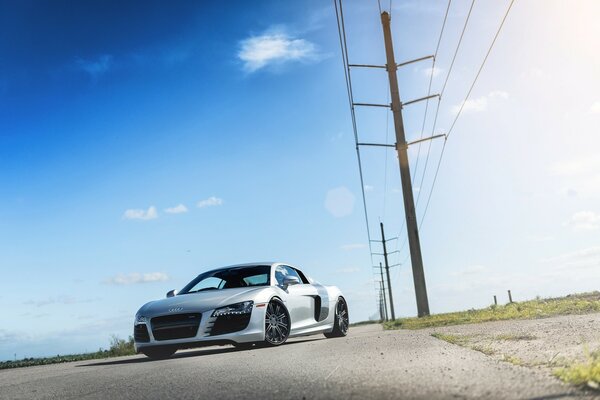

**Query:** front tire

left=141, top=347, right=176, bottom=360
left=324, top=297, right=349, bottom=338
left=264, top=298, right=290, bottom=346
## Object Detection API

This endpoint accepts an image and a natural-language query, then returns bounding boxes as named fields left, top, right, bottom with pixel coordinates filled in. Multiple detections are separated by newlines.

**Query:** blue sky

left=1, top=0, right=599, bottom=360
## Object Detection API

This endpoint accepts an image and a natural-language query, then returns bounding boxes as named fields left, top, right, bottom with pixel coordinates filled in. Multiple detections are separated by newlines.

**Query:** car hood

left=137, top=287, right=267, bottom=316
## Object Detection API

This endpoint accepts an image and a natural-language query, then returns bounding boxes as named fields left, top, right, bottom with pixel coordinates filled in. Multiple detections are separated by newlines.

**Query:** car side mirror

left=282, top=276, right=300, bottom=290
left=166, top=289, right=178, bottom=298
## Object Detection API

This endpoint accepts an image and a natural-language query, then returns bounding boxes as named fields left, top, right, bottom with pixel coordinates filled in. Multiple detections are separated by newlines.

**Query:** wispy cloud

left=104, top=272, right=170, bottom=285
left=540, top=246, right=600, bottom=272
left=565, top=211, right=600, bottom=231
left=340, top=243, right=366, bottom=251
left=550, top=156, right=600, bottom=198
left=123, top=206, right=158, bottom=220
left=325, top=187, right=355, bottom=218
left=197, top=196, right=223, bottom=208
left=364, top=184, right=374, bottom=192
left=238, top=29, right=318, bottom=72
left=422, top=66, right=442, bottom=78
left=74, top=55, right=113, bottom=81
left=164, top=204, right=188, bottom=214
left=23, top=295, right=99, bottom=307
left=451, top=91, right=509, bottom=114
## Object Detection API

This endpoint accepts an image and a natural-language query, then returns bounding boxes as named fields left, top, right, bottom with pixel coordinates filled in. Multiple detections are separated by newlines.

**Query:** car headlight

left=212, top=301, right=254, bottom=317
left=135, top=314, right=148, bottom=323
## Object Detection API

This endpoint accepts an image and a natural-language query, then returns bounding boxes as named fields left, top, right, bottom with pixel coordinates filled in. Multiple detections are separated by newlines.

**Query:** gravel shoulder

left=428, top=312, right=600, bottom=392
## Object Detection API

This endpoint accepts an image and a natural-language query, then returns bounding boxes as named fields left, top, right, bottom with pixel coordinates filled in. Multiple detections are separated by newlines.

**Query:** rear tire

left=324, top=297, right=349, bottom=338
left=141, top=347, right=176, bottom=360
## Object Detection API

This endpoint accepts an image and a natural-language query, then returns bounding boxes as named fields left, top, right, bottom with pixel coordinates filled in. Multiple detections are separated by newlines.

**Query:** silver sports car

left=133, top=262, right=349, bottom=359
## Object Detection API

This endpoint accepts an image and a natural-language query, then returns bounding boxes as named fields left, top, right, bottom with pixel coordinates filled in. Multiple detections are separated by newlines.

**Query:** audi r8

left=133, top=262, right=349, bottom=359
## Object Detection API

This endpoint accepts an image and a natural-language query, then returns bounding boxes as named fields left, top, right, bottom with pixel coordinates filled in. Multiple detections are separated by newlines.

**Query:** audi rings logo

left=168, top=307, right=184, bottom=313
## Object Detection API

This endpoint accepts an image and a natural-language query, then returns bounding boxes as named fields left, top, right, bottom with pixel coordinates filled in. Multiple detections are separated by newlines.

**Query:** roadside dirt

left=428, top=312, right=600, bottom=392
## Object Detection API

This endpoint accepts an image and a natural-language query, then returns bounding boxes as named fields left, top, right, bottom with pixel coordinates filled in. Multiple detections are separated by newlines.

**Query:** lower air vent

left=210, top=314, right=251, bottom=336
left=151, top=313, right=201, bottom=341
left=134, top=324, right=150, bottom=342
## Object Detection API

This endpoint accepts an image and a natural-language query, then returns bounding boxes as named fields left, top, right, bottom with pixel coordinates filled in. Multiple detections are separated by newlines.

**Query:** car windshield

left=179, top=265, right=271, bottom=294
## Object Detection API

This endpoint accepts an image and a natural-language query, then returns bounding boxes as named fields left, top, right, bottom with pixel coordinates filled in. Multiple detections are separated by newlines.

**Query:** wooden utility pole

left=380, top=11, right=430, bottom=317
left=379, top=262, right=389, bottom=321
left=380, top=222, right=396, bottom=320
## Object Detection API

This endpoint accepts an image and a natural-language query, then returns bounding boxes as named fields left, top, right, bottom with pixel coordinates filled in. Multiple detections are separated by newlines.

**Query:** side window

left=274, top=265, right=303, bottom=286
left=292, top=268, right=310, bottom=284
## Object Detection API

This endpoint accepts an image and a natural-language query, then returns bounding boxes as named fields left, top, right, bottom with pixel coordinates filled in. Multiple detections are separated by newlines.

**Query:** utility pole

left=378, top=286, right=385, bottom=321
left=380, top=11, right=430, bottom=317
left=380, top=222, right=395, bottom=320
left=379, top=262, right=389, bottom=321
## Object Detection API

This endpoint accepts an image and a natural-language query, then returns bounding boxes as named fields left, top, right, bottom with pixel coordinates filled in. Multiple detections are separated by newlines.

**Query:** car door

left=274, top=265, right=318, bottom=332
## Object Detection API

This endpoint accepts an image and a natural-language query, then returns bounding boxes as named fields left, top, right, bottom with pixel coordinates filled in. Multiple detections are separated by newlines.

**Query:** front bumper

left=134, top=305, right=265, bottom=352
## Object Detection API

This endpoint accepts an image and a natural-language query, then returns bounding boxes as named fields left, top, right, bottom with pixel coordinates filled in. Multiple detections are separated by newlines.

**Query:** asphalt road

left=0, top=324, right=591, bottom=400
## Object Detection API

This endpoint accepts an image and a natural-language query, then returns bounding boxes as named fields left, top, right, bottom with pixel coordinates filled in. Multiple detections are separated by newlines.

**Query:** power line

left=334, top=0, right=375, bottom=264
left=397, top=0, right=515, bottom=269
left=414, top=0, right=475, bottom=209
left=419, top=0, right=517, bottom=230
left=411, top=0, right=452, bottom=186
left=447, top=0, right=516, bottom=139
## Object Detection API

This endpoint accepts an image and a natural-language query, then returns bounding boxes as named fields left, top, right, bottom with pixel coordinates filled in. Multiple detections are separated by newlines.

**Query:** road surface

left=0, top=323, right=592, bottom=399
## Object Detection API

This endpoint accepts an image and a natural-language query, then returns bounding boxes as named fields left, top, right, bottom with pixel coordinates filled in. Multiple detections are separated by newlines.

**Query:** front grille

left=151, top=313, right=201, bottom=341
left=209, top=314, right=251, bottom=336
left=134, top=324, right=150, bottom=342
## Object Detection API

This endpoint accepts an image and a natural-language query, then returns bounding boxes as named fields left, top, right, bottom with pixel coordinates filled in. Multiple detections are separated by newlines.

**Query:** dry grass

left=384, top=292, right=600, bottom=330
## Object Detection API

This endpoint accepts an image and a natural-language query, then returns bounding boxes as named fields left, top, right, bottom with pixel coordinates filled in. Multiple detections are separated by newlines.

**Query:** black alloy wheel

left=264, top=298, right=290, bottom=346
left=324, top=297, right=349, bottom=338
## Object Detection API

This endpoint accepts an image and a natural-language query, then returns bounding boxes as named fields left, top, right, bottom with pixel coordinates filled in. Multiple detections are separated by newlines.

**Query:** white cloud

left=23, top=295, right=98, bottom=307
left=123, top=206, right=158, bottom=220
left=325, top=186, right=355, bottom=218
left=104, top=272, right=170, bottom=285
left=522, top=67, right=550, bottom=80
left=422, top=66, right=442, bottom=77
left=75, top=55, right=113, bottom=80
left=452, top=96, right=488, bottom=114
left=550, top=156, right=600, bottom=198
left=488, top=90, right=509, bottom=99
left=540, top=246, right=600, bottom=272
left=197, top=196, right=223, bottom=208
left=451, top=90, right=509, bottom=114
left=164, top=204, right=188, bottom=214
left=364, top=185, right=374, bottom=192
left=565, top=211, right=600, bottom=231
left=589, top=101, right=600, bottom=114
left=340, top=243, right=366, bottom=251
left=238, top=30, right=318, bottom=72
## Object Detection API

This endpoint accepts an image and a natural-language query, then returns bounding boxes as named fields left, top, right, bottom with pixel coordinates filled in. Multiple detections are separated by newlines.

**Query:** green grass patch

left=495, top=333, right=537, bottom=341
left=554, top=350, right=600, bottom=390
left=502, top=354, right=525, bottom=366
left=431, top=332, right=470, bottom=346
left=384, top=291, right=600, bottom=330
left=0, top=335, right=136, bottom=370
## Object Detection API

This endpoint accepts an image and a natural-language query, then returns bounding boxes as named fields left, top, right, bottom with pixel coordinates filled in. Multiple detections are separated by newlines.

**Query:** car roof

left=202, top=262, right=298, bottom=274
